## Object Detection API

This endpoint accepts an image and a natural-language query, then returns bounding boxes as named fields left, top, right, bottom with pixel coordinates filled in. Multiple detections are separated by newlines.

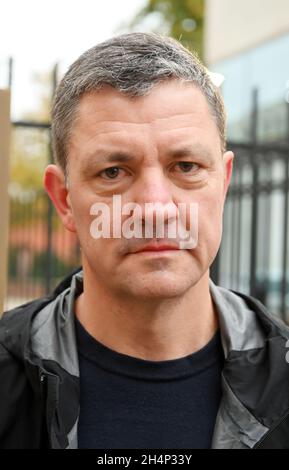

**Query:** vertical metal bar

left=8, top=57, right=13, bottom=89
left=0, top=90, right=11, bottom=313
left=280, top=157, right=288, bottom=321
left=264, top=158, right=271, bottom=302
left=250, top=88, right=259, bottom=298
left=45, top=157, right=53, bottom=295
left=230, top=174, right=237, bottom=289
left=235, top=164, right=242, bottom=290
left=280, top=102, right=289, bottom=321
left=52, top=63, right=58, bottom=98
left=45, top=64, right=58, bottom=295
left=24, top=199, right=30, bottom=301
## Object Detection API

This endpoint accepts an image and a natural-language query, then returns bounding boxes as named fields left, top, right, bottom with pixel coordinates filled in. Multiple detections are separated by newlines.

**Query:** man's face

left=54, top=81, right=233, bottom=299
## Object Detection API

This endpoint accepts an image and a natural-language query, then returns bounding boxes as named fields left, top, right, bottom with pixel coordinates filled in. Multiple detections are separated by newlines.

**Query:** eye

left=174, top=162, right=200, bottom=173
left=99, top=166, right=124, bottom=179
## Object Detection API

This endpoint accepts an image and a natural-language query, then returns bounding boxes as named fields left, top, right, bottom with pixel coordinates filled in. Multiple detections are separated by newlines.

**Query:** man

left=1, top=33, right=289, bottom=450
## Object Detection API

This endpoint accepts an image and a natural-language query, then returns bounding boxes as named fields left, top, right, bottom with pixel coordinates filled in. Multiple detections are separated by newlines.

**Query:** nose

left=131, top=167, right=177, bottom=232
left=134, top=167, right=173, bottom=205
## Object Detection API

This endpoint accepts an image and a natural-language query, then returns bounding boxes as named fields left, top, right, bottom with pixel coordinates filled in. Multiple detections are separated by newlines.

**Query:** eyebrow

left=80, top=144, right=215, bottom=176
left=80, top=151, right=134, bottom=176
left=168, top=144, right=215, bottom=162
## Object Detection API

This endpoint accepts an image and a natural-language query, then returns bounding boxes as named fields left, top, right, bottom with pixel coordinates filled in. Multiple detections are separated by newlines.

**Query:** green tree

left=128, top=0, right=204, bottom=58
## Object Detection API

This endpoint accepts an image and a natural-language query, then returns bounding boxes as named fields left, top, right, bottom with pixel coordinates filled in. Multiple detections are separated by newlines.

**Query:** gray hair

left=51, top=32, right=226, bottom=173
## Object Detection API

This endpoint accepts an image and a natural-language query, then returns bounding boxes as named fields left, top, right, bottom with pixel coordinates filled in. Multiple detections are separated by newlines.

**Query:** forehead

left=69, top=81, right=220, bottom=154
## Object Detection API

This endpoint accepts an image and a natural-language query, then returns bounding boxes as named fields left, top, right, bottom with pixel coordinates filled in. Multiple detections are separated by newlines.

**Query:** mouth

left=133, top=243, right=181, bottom=254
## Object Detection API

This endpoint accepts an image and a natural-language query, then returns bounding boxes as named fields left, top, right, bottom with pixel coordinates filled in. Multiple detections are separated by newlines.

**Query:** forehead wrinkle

left=79, top=151, right=135, bottom=175
left=168, top=143, right=214, bottom=158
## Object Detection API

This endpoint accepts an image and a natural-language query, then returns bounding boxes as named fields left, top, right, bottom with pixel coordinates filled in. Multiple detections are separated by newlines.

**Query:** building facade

left=205, top=0, right=289, bottom=143
left=205, top=0, right=289, bottom=321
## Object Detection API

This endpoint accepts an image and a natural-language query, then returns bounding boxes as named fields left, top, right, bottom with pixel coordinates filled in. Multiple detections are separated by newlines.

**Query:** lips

left=134, top=243, right=180, bottom=253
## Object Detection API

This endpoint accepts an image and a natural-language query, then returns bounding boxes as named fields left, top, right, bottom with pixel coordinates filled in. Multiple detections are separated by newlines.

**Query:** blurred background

left=0, top=0, right=289, bottom=322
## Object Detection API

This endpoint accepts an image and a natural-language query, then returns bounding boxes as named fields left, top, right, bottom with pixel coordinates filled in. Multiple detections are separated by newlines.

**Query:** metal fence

left=213, top=141, right=289, bottom=322
left=3, top=60, right=289, bottom=322
left=211, top=90, right=289, bottom=322
left=5, top=60, right=81, bottom=309
left=7, top=188, right=80, bottom=308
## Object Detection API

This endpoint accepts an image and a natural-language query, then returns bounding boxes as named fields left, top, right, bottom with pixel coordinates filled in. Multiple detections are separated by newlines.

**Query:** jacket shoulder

left=0, top=267, right=82, bottom=335
left=0, top=296, right=52, bottom=350
left=231, top=288, right=289, bottom=338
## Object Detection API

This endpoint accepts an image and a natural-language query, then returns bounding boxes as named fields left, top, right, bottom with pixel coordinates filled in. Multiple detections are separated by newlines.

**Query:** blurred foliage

left=10, top=70, right=52, bottom=193
left=10, top=128, right=49, bottom=191
left=9, top=192, right=47, bottom=226
left=8, top=67, right=80, bottom=295
left=32, top=251, right=76, bottom=280
left=9, top=247, right=77, bottom=280
left=9, top=70, right=53, bottom=227
left=129, top=0, right=204, bottom=58
left=22, top=70, right=52, bottom=122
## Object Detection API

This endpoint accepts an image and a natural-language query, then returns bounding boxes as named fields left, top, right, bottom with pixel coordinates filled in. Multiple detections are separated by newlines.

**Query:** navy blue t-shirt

left=76, top=319, right=223, bottom=449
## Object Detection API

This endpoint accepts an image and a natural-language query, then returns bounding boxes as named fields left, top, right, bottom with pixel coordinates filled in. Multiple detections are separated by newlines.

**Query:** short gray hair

left=51, top=32, right=226, bottom=173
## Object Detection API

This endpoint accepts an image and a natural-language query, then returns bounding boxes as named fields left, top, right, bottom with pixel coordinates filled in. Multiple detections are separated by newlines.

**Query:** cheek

left=72, top=198, right=90, bottom=229
left=69, top=190, right=98, bottom=243
left=192, top=185, right=225, bottom=245
left=69, top=190, right=121, bottom=263
left=204, top=195, right=224, bottom=221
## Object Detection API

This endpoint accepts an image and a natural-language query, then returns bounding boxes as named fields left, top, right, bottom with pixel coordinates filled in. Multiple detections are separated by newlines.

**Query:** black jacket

left=1, top=268, right=289, bottom=449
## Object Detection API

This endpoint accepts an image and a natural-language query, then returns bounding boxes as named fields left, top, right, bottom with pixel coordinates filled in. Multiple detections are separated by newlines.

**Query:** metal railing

left=212, top=90, right=289, bottom=322
left=4, top=60, right=81, bottom=309
left=213, top=142, right=289, bottom=322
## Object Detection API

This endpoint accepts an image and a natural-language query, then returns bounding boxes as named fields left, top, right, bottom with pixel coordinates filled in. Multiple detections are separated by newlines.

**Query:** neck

left=75, top=268, right=218, bottom=361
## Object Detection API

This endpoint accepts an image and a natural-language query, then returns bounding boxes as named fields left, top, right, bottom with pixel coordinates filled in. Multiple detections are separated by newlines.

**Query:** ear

left=43, top=164, right=77, bottom=233
left=222, top=151, right=234, bottom=200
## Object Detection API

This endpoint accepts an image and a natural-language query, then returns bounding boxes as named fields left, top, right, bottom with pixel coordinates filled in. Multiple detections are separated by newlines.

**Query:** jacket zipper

left=39, top=371, right=61, bottom=448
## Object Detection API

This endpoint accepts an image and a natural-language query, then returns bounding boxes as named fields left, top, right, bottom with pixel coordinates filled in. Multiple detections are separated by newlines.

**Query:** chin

left=119, top=271, right=198, bottom=299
